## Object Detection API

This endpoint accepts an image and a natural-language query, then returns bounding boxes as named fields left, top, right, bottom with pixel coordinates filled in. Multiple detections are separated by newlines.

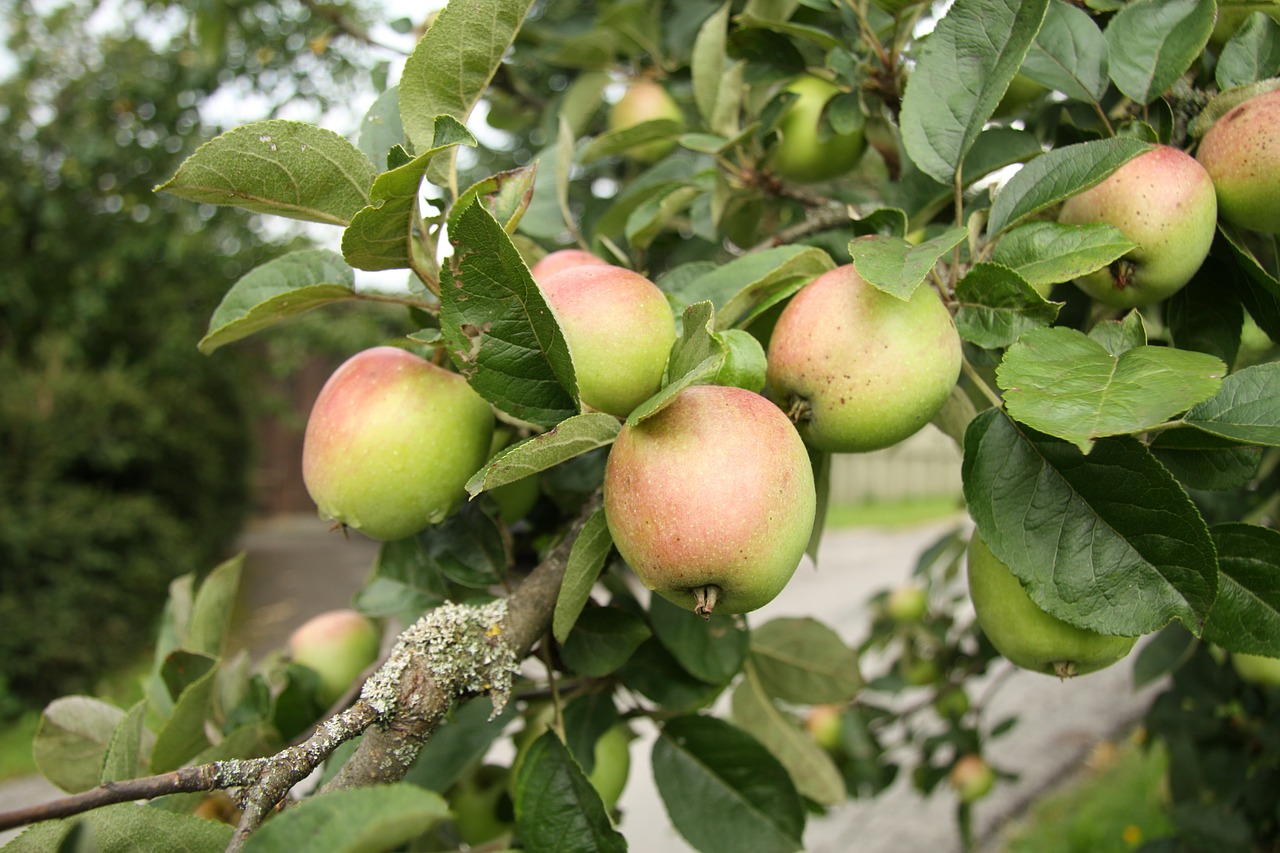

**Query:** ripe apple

left=302, top=346, right=494, bottom=541
left=766, top=263, right=962, bottom=453
left=538, top=263, right=676, bottom=418
left=450, top=764, right=513, bottom=846
left=949, top=754, right=995, bottom=803
left=966, top=533, right=1138, bottom=678
left=1057, top=146, right=1217, bottom=308
left=885, top=583, right=929, bottom=623
left=608, top=79, right=683, bottom=163
left=1231, top=651, right=1280, bottom=687
left=287, top=609, right=381, bottom=707
left=529, top=248, right=607, bottom=282
left=766, top=75, right=866, bottom=184
left=603, top=385, right=816, bottom=615
left=1196, top=88, right=1280, bottom=235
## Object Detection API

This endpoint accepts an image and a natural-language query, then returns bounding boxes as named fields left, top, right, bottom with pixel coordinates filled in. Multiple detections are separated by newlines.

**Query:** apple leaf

left=1166, top=258, right=1244, bottom=368
left=629, top=301, right=724, bottom=426
left=402, top=698, right=517, bottom=793
left=452, top=162, right=539, bottom=237
left=1189, top=78, right=1280, bottom=138
left=1183, top=362, right=1280, bottom=446
left=560, top=606, right=652, bottom=677
left=1104, top=0, right=1215, bottom=105
left=357, top=86, right=405, bottom=173
left=467, top=413, right=621, bottom=497
left=735, top=13, right=842, bottom=50
left=1087, top=309, right=1147, bottom=356
left=986, top=137, right=1151, bottom=236
left=996, top=325, right=1225, bottom=452
left=156, top=120, right=376, bottom=225
left=561, top=694, right=622, bottom=776
left=670, top=245, right=835, bottom=329
left=2, top=802, right=234, bottom=852
left=617, top=639, right=726, bottom=712
left=1149, top=427, right=1263, bottom=491
left=990, top=221, right=1136, bottom=289
left=1220, top=221, right=1280, bottom=304
left=1202, top=524, right=1280, bottom=657
left=1132, top=623, right=1198, bottom=688
left=962, top=408, right=1218, bottom=637
left=899, top=0, right=1049, bottom=184
left=653, top=716, right=805, bottom=853
left=513, top=732, right=626, bottom=853
left=354, top=538, right=449, bottom=624
left=553, top=508, right=616, bottom=644
left=32, top=696, right=127, bottom=794
left=849, top=228, right=968, bottom=301
left=99, top=700, right=150, bottom=784
left=731, top=662, right=846, bottom=806
left=649, top=594, right=750, bottom=685
left=579, top=119, right=684, bottom=163
left=805, top=448, right=831, bottom=568
left=241, top=784, right=450, bottom=853
left=150, top=651, right=220, bottom=772
left=1022, top=0, right=1109, bottom=103
left=749, top=618, right=861, bottom=705
left=626, top=184, right=705, bottom=250
left=184, top=553, right=243, bottom=659
left=1216, top=11, right=1280, bottom=90
left=692, top=2, right=731, bottom=132
left=440, top=201, right=578, bottom=428
left=953, top=262, right=1061, bottom=349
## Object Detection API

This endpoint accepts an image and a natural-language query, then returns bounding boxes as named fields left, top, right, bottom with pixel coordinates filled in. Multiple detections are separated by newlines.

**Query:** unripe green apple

left=1232, top=651, right=1280, bottom=686
left=608, top=79, right=683, bottom=163
left=766, top=75, right=866, bottom=184
left=766, top=264, right=962, bottom=453
left=1196, top=88, right=1280, bottom=235
left=967, top=534, right=1137, bottom=678
left=539, top=264, right=676, bottom=418
left=302, top=346, right=494, bottom=540
left=603, top=385, right=816, bottom=615
left=885, top=584, right=929, bottom=623
left=450, top=764, right=513, bottom=846
left=933, top=687, right=970, bottom=721
left=529, top=248, right=607, bottom=282
left=949, top=753, right=995, bottom=803
left=1058, top=146, right=1217, bottom=308
left=287, top=609, right=381, bottom=707
left=901, top=657, right=940, bottom=686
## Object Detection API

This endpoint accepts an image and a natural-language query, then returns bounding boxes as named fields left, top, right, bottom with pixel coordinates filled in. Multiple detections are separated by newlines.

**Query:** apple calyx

left=784, top=395, right=812, bottom=426
left=1054, top=660, right=1079, bottom=680
left=1108, top=258, right=1137, bottom=292
left=693, top=585, right=722, bottom=618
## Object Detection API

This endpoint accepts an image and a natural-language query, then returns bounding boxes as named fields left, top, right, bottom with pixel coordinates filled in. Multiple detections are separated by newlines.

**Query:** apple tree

left=4, top=0, right=1280, bottom=851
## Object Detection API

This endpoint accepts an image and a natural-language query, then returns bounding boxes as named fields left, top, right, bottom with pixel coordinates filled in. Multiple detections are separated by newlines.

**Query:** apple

left=539, top=263, right=676, bottom=418
left=966, top=533, right=1138, bottom=678
left=949, top=754, right=995, bottom=803
left=287, top=609, right=381, bottom=707
left=302, top=346, right=494, bottom=541
left=806, top=704, right=844, bottom=752
left=766, top=263, right=962, bottom=453
left=1058, top=146, right=1217, bottom=308
left=885, top=583, right=928, bottom=623
left=933, top=687, right=970, bottom=721
left=608, top=79, right=683, bottom=163
left=450, top=764, right=513, bottom=846
left=529, top=248, right=607, bottom=282
left=901, top=657, right=940, bottom=686
left=1231, top=651, right=1280, bottom=687
left=603, top=385, right=816, bottom=615
left=1196, top=88, right=1280, bottom=235
left=766, top=75, right=866, bottom=184
left=510, top=708, right=633, bottom=811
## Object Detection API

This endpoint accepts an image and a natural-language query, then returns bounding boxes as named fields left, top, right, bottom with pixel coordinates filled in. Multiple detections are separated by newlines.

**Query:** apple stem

left=1053, top=661, right=1078, bottom=680
left=693, top=585, right=721, bottom=619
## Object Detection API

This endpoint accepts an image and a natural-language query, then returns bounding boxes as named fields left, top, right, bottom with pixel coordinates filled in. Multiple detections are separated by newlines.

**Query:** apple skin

left=603, top=385, right=816, bottom=615
left=806, top=704, right=844, bottom=752
left=539, top=264, right=676, bottom=418
left=608, top=80, right=683, bottom=163
left=529, top=248, right=607, bottom=282
left=450, top=764, right=513, bottom=846
left=949, top=754, right=995, bottom=803
left=1232, top=652, right=1280, bottom=687
left=1196, top=88, right=1280, bottom=235
left=1058, top=146, right=1217, bottom=308
left=287, top=609, right=381, bottom=707
left=766, top=263, right=962, bottom=453
left=766, top=75, right=866, bottom=184
left=967, top=534, right=1137, bottom=678
left=302, top=347, right=494, bottom=541
left=885, top=584, right=928, bottom=623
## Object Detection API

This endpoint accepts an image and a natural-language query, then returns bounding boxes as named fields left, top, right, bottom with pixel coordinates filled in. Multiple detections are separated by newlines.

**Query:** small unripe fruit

left=933, top=687, right=970, bottom=720
left=885, top=584, right=928, bottom=623
left=1232, top=651, right=1280, bottom=687
left=766, top=75, right=866, bottom=184
left=529, top=249, right=607, bottom=282
left=949, top=754, right=995, bottom=803
left=302, top=347, right=494, bottom=540
left=806, top=704, right=844, bottom=752
left=604, top=385, right=816, bottom=615
left=450, top=764, right=513, bottom=846
left=608, top=80, right=683, bottom=163
left=288, top=609, right=381, bottom=707
left=1196, top=88, right=1280, bottom=235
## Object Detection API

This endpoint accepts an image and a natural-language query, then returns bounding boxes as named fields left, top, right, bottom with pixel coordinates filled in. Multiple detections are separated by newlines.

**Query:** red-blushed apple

left=766, top=263, right=961, bottom=453
left=967, top=533, right=1137, bottom=678
left=949, top=754, right=995, bottom=803
left=302, top=346, right=494, bottom=541
left=603, top=385, right=816, bottom=615
left=608, top=79, right=683, bottom=163
left=1058, top=145, right=1217, bottom=308
left=538, top=264, right=676, bottom=418
left=287, top=609, right=381, bottom=707
left=529, top=248, right=607, bottom=282
left=806, top=704, right=844, bottom=752
left=1196, top=88, right=1280, bottom=235
left=766, top=75, right=866, bottom=184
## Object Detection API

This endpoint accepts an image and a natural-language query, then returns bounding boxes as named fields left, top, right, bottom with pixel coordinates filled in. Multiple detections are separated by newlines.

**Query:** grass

left=825, top=495, right=966, bottom=530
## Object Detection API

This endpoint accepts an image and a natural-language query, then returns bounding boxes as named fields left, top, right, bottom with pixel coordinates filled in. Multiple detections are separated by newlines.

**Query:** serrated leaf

left=1087, top=310, right=1147, bottom=356
left=452, top=163, right=539, bottom=236
left=150, top=652, right=220, bottom=772
left=1202, top=524, right=1280, bottom=657
left=1190, top=78, right=1280, bottom=137
left=1183, top=361, right=1280, bottom=445
left=899, top=0, right=1050, bottom=183
left=553, top=509, right=615, bottom=644
left=358, top=87, right=406, bottom=173
left=419, top=503, right=506, bottom=588
left=3, top=802, right=233, bottom=852
left=469, top=414, right=620, bottom=496
left=1132, top=623, right=1197, bottom=687
left=513, top=732, right=626, bottom=853
left=199, top=251, right=356, bottom=353
left=735, top=12, right=841, bottom=49
left=962, top=408, right=1218, bottom=636
left=954, top=263, right=1060, bottom=349
left=849, top=228, right=968, bottom=300
left=1149, top=428, right=1263, bottom=491
left=156, top=120, right=375, bottom=225
left=626, top=184, right=703, bottom=250
left=1217, top=12, right=1280, bottom=89
left=627, top=302, right=724, bottom=426
left=100, top=701, right=151, bottom=784
left=185, top=554, right=243, bottom=658
left=241, top=784, right=450, bottom=853
left=560, top=606, right=652, bottom=677
left=579, top=119, right=685, bottom=164
left=1166, top=258, right=1244, bottom=368
left=1022, top=0, right=1109, bottom=102
left=1104, top=0, right=1216, bottom=104
left=749, top=618, right=861, bottom=704
left=617, top=639, right=725, bottom=712
left=649, top=595, right=749, bottom=685
left=668, top=245, right=835, bottom=329
left=991, top=222, right=1136, bottom=289
left=33, top=697, right=126, bottom=793
left=692, top=2, right=732, bottom=130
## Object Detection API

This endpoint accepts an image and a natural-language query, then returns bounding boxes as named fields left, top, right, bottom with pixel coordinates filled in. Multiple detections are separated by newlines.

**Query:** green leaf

left=626, top=184, right=704, bottom=250
left=1166, top=259, right=1244, bottom=368
left=357, top=87, right=406, bottom=172
left=440, top=201, right=578, bottom=427
left=404, top=699, right=517, bottom=793
left=806, top=448, right=831, bottom=567
left=991, top=222, right=1136, bottom=289
left=996, top=325, right=1225, bottom=451
left=954, top=263, right=1060, bottom=349
left=617, top=638, right=725, bottom=712
left=150, top=653, right=220, bottom=772
left=468, top=414, right=620, bottom=497
left=731, top=663, right=845, bottom=806
left=553, top=509, right=616, bottom=644
left=735, top=13, right=841, bottom=49
left=1189, top=78, right=1280, bottom=138
left=627, top=302, right=724, bottom=426
left=452, top=163, right=539, bottom=236
left=579, top=119, right=685, bottom=164
left=1022, top=0, right=1109, bottom=102
left=1183, top=362, right=1280, bottom=445
left=1104, top=0, right=1216, bottom=104
left=155, top=120, right=376, bottom=225
left=100, top=701, right=151, bottom=784
left=691, top=2, right=732, bottom=131
left=1131, top=623, right=1196, bottom=687
left=1217, top=12, right=1280, bottom=89
left=1149, top=428, right=1263, bottom=491
left=986, top=138, right=1151, bottom=236
left=1202, top=524, right=1280, bottom=657
left=560, top=606, right=653, bottom=677
left=649, top=595, right=750, bottom=685
left=562, top=694, right=621, bottom=776
left=668, top=245, right=835, bottom=329
left=1087, top=310, right=1147, bottom=356
left=185, top=554, right=243, bottom=658
left=899, top=0, right=1050, bottom=183
left=3, top=803, right=233, bottom=852
left=355, top=537, right=448, bottom=623
left=418, top=504, right=505, bottom=589
left=849, top=228, right=968, bottom=300
left=199, top=251, right=356, bottom=354
left=513, top=732, right=627, bottom=853
left=653, top=715, right=804, bottom=853
left=962, top=408, right=1218, bottom=636
left=241, top=784, right=450, bottom=853
left=749, top=618, right=861, bottom=704
left=33, top=696, right=126, bottom=793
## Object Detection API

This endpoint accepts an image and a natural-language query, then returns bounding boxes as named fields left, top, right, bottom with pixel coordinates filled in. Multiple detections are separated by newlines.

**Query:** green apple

left=529, top=248, right=607, bottom=282
left=302, top=346, right=494, bottom=541
left=806, top=704, right=844, bottom=752
left=993, top=73, right=1048, bottom=117
left=1196, top=87, right=1280, bottom=235
left=885, top=584, right=928, bottom=623
left=1058, top=146, right=1217, bottom=308
left=967, top=534, right=1138, bottom=678
left=608, top=79, right=683, bottom=163
left=766, top=263, right=962, bottom=453
left=603, top=385, right=816, bottom=615
left=901, top=657, right=940, bottom=686
left=933, top=687, right=970, bottom=721
left=766, top=75, right=866, bottom=184
left=449, top=764, right=513, bottom=846
left=1232, top=651, right=1280, bottom=687
left=287, top=609, right=381, bottom=707
left=539, top=263, right=676, bottom=418
left=949, top=754, right=995, bottom=803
